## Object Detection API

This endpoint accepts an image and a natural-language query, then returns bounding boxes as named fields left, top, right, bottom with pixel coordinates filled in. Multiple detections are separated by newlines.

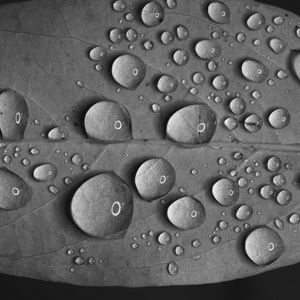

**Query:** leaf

left=0, top=0, right=298, bottom=287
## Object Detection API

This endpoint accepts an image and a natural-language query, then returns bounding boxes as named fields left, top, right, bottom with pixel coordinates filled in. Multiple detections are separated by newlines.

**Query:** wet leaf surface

left=0, top=0, right=298, bottom=288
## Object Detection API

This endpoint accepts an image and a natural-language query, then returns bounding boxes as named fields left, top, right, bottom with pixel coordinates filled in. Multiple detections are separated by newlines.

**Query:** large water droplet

left=268, top=108, right=290, bottom=129
left=246, top=12, right=265, bottom=30
left=260, top=185, right=276, bottom=199
left=207, top=1, right=230, bottom=24
left=166, top=104, right=217, bottom=144
left=268, top=37, right=286, bottom=54
left=157, top=231, right=172, bottom=245
left=157, top=75, right=178, bottom=93
left=229, top=97, right=246, bottom=115
left=212, top=74, right=229, bottom=90
left=167, top=196, right=206, bottom=230
left=0, top=168, right=31, bottom=210
left=84, top=101, right=131, bottom=142
left=212, top=177, right=239, bottom=206
left=266, top=156, right=281, bottom=172
left=33, top=163, right=57, bottom=182
left=0, top=90, right=28, bottom=140
left=71, top=173, right=133, bottom=238
left=276, top=189, right=292, bottom=205
left=195, top=40, right=221, bottom=60
left=245, top=226, right=284, bottom=265
left=241, top=59, right=268, bottom=82
left=135, top=158, right=175, bottom=200
left=109, top=28, right=124, bottom=44
left=112, top=54, right=146, bottom=89
left=141, top=1, right=165, bottom=27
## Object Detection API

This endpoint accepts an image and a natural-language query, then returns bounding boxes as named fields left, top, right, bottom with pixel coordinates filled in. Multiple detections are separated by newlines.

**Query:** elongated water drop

left=112, top=54, right=146, bottom=89
left=176, top=25, right=189, bottom=40
left=245, top=226, right=284, bottom=265
left=212, top=178, right=239, bottom=206
left=0, top=168, right=31, bottom=210
left=244, top=114, right=263, bottom=133
left=48, top=127, right=67, bottom=140
left=235, top=204, right=253, bottom=220
left=84, top=101, right=132, bottom=142
left=0, top=89, right=28, bottom=140
left=167, top=196, right=206, bottom=230
left=71, top=173, right=133, bottom=238
left=195, top=40, right=221, bottom=60
left=167, top=261, right=178, bottom=275
left=135, top=158, right=175, bottom=200
left=89, top=46, right=106, bottom=61
left=33, top=163, right=57, bottom=182
left=166, top=104, right=217, bottom=144
left=207, top=1, right=230, bottom=24
left=241, top=59, right=268, bottom=82
left=141, top=1, right=164, bottom=27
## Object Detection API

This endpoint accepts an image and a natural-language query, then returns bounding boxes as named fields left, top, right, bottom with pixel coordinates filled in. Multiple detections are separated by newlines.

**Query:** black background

left=0, top=0, right=299, bottom=299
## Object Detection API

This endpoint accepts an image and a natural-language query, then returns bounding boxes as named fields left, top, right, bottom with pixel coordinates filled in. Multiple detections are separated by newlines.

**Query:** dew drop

left=207, top=1, right=230, bottom=24
left=268, top=108, right=290, bottom=129
left=109, top=28, right=124, bottom=44
left=244, top=114, right=263, bottom=133
left=71, top=153, right=83, bottom=166
left=192, top=239, right=201, bottom=248
left=166, top=104, right=217, bottom=144
left=151, top=103, right=161, bottom=113
left=246, top=12, right=265, bottom=30
left=89, top=46, right=106, bottom=61
left=260, top=185, right=276, bottom=199
left=112, top=54, right=146, bottom=89
left=192, top=72, right=205, bottom=85
left=173, top=49, right=189, bottom=66
left=245, top=226, right=284, bottom=265
left=143, top=40, right=154, bottom=50
left=135, top=158, right=175, bottom=200
left=289, top=213, right=300, bottom=224
left=236, top=204, right=253, bottom=221
left=276, top=189, right=292, bottom=206
left=290, top=50, right=300, bottom=81
left=195, top=40, right=221, bottom=60
left=112, top=0, right=127, bottom=12
left=157, top=231, right=172, bottom=245
left=212, top=178, right=239, bottom=206
left=174, top=245, right=184, bottom=256
left=167, top=261, right=178, bottom=276
left=157, top=75, right=178, bottom=93
left=274, top=218, right=284, bottom=230
left=176, top=25, right=189, bottom=40
left=212, top=74, right=229, bottom=90
left=268, top=37, right=286, bottom=54
left=48, top=127, right=67, bottom=140
left=141, top=1, right=165, bottom=27
left=166, top=0, right=177, bottom=9
left=272, top=174, right=286, bottom=187
left=224, top=117, right=238, bottom=131
left=266, top=156, right=281, bottom=172
left=160, top=31, right=175, bottom=45
left=84, top=101, right=132, bottom=141
left=229, top=97, right=246, bottom=115
left=167, top=196, right=206, bottom=230
left=33, top=163, right=57, bottom=182
left=241, top=59, right=268, bottom=82
left=126, top=28, right=138, bottom=42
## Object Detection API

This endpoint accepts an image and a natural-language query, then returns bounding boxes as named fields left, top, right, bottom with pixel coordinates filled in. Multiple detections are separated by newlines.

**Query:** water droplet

left=0, top=168, right=31, bottom=210
left=236, top=204, right=253, bottom=220
left=109, top=28, right=124, bottom=44
left=167, top=261, right=178, bottom=275
left=71, top=173, right=133, bottom=238
left=276, top=69, right=288, bottom=79
left=176, top=25, right=189, bottom=40
left=192, top=72, right=205, bottom=85
left=268, top=108, right=290, bottom=129
left=207, top=60, right=218, bottom=72
left=71, top=153, right=83, bottom=166
left=273, top=16, right=284, bottom=25
left=233, top=152, right=243, bottom=161
left=244, top=114, right=263, bottom=133
left=112, top=0, right=127, bottom=12
left=229, top=97, right=246, bottom=115
left=157, top=75, right=178, bottom=93
left=212, top=177, right=239, bottom=206
left=272, top=174, right=286, bottom=187
left=212, top=74, right=229, bottom=90
left=236, top=32, right=246, bottom=43
left=74, top=256, right=84, bottom=265
left=141, top=1, right=165, bottom=27
left=151, top=103, right=161, bottom=113
left=260, top=185, right=276, bottom=199
left=192, top=239, right=201, bottom=248
left=174, top=245, right=184, bottom=256
left=195, top=40, right=221, bottom=60
left=161, top=31, right=175, bottom=45
left=274, top=218, right=284, bottom=230
left=166, top=0, right=177, bottom=9
left=246, top=12, right=265, bottom=30
left=276, top=189, right=292, bottom=206
left=218, top=157, right=226, bottom=165
left=29, top=147, right=39, bottom=155
left=66, top=248, right=74, bottom=255
left=173, top=49, right=189, bottom=65
left=237, top=177, right=248, bottom=188
left=0, top=90, right=28, bottom=140
left=84, top=101, right=132, bottom=141
left=291, top=50, right=300, bottom=81
left=245, top=226, right=284, bottom=265
left=48, top=127, right=67, bottom=140
left=112, top=54, right=146, bottom=89
left=33, top=163, right=57, bottom=182
left=89, top=46, right=106, bottom=61
left=143, top=40, right=154, bottom=50
left=219, top=220, right=228, bottom=230
left=266, top=156, right=281, bottom=172
left=126, top=28, right=138, bottom=42
left=157, top=231, right=172, bottom=245
left=167, top=196, right=206, bottom=230
left=268, top=37, right=286, bottom=54
left=289, top=213, right=300, bottom=224
left=207, top=1, right=230, bottom=24
left=135, top=158, right=175, bottom=200
left=212, top=235, right=221, bottom=244
left=166, top=104, right=217, bottom=144
left=224, top=117, right=238, bottom=131
left=241, top=59, right=268, bottom=82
